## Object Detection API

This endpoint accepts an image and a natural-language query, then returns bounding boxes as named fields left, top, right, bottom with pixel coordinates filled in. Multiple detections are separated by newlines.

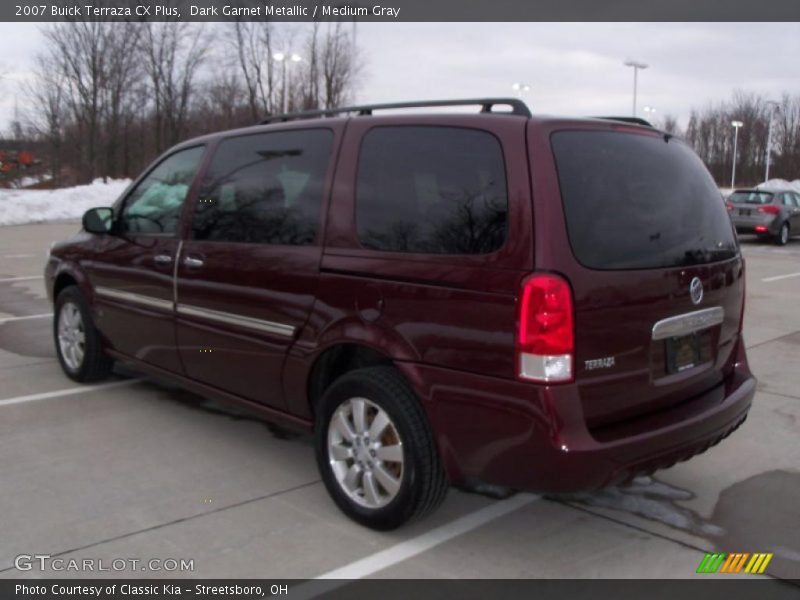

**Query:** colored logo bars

left=696, top=552, right=773, bottom=574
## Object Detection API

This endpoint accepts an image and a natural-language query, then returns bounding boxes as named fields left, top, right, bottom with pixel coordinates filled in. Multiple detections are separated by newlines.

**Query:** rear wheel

left=315, top=366, right=448, bottom=530
left=54, top=286, right=113, bottom=382
left=776, top=222, right=790, bottom=246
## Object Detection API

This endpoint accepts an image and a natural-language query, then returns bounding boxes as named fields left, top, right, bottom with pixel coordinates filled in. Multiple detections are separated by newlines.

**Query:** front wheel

left=54, top=286, right=113, bottom=382
left=776, top=222, right=790, bottom=246
left=315, top=366, right=448, bottom=530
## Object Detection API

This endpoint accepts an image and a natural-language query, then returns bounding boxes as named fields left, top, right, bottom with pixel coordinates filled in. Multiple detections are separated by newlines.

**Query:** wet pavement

left=0, top=223, right=798, bottom=581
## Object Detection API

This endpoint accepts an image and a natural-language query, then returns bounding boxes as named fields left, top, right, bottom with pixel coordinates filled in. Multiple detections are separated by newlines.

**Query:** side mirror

left=82, top=207, right=115, bottom=234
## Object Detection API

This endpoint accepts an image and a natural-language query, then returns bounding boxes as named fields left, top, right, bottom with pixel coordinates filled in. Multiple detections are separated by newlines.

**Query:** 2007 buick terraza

left=46, top=99, right=755, bottom=530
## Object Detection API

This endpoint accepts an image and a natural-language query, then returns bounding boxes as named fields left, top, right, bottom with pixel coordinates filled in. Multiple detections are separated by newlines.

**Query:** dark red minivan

left=45, top=99, right=755, bottom=530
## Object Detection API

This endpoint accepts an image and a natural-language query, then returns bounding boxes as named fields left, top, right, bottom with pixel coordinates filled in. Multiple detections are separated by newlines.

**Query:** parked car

left=45, top=99, right=755, bottom=530
left=727, top=188, right=800, bottom=245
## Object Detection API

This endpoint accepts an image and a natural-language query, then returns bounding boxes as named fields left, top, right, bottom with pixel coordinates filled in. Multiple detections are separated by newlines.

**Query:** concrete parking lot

left=1, top=222, right=799, bottom=582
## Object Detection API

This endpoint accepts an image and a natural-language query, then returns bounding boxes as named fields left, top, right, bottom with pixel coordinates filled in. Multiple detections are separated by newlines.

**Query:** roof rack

left=260, top=98, right=532, bottom=124
left=594, top=116, right=654, bottom=128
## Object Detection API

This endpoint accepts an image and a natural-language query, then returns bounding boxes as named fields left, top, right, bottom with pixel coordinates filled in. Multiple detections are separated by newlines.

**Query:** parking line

left=762, top=272, right=800, bottom=283
left=0, top=379, right=143, bottom=407
left=0, top=313, right=51, bottom=324
left=0, top=275, right=43, bottom=283
left=314, top=493, right=538, bottom=581
left=0, top=253, right=36, bottom=259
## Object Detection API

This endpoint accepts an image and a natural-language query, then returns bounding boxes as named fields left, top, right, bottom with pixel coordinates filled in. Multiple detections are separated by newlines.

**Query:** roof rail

left=594, top=116, right=654, bottom=128
left=260, top=98, right=532, bottom=124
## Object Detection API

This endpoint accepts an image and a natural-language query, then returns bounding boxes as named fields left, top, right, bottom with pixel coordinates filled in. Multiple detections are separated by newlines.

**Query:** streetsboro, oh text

left=189, top=5, right=401, bottom=17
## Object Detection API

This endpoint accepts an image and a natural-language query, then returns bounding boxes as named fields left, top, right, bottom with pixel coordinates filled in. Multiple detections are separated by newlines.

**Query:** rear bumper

left=400, top=342, right=755, bottom=492
left=733, top=215, right=779, bottom=235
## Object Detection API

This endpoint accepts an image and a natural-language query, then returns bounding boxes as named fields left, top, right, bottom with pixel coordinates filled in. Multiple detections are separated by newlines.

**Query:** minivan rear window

left=551, top=130, right=738, bottom=270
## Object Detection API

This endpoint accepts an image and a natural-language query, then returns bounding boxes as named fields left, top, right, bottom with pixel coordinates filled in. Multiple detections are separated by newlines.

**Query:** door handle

left=183, top=257, right=204, bottom=269
left=154, top=254, right=173, bottom=265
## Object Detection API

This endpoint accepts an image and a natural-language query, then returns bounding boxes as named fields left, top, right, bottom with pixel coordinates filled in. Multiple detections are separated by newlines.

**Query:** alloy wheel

left=57, top=302, right=86, bottom=371
left=327, top=397, right=405, bottom=509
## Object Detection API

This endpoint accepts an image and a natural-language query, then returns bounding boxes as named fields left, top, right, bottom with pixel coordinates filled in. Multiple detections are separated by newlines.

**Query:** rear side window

left=729, top=191, right=773, bottom=205
left=551, top=131, right=738, bottom=270
left=356, top=126, right=508, bottom=254
left=192, top=129, right=333, bottom=245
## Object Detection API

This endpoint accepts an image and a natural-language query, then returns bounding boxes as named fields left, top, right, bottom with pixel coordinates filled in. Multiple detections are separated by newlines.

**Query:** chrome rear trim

left=651, top=307, right=725, bottom=341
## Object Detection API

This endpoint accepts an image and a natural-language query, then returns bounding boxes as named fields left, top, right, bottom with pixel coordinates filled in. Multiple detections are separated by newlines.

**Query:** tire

left=314, top=366, right=448, bottom=530
left=54, top=286, right=113, bottom=382
left=776, top=222, right=790, bottom=246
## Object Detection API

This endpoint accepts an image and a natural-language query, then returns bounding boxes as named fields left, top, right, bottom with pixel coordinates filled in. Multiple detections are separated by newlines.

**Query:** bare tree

left=230, top=21, right=279, bottom=121
left=24, top=55, right=67, bottom=186
left=22, top=22, right=366, bottom=185
left=298, top=23, right=321, bottom=110
left=142, top=21, right=209, bottom=153
left=319, top=22, right=361, bottom=109
left=661, top=114, right=680, bottom=136
left=41, top=22, right=114, bottom=182
left=101, top=24, right=145, bottom=179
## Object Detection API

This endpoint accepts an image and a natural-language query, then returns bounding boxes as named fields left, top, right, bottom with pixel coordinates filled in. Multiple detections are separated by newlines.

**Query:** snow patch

left=0, top=179, right=131, bottom=226
left=756, top=179, right=800, bottom=193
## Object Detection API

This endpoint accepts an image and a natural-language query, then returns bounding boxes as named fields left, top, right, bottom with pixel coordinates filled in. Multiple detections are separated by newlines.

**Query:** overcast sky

left=1, top=22, right=799, bottom=131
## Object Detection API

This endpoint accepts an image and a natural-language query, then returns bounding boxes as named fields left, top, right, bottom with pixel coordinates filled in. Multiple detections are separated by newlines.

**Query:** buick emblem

left=689, top=277, right=704, bottom=305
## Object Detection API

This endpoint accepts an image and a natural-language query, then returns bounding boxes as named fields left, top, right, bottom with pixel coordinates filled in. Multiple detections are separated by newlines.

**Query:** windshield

left=551, top=130, right=738, bottom=270
left=728, top=191, right=773, bottom=205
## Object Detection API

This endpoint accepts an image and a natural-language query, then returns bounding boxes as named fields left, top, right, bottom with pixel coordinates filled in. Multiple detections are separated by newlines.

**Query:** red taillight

left=754, top=225, right=768, bottom=233
left=757, top=205, right=780, bottom=214
left=726, top=203, right=734, bottom=212
left=517, top=273, right=574, bottom=383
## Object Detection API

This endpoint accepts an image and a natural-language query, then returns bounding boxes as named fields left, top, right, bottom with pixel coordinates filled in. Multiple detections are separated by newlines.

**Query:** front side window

left=120, top=146, right=205, bottom=235
left=192, top=129, right=333, bottom=245
left=355, top=126, right=508, bottom=254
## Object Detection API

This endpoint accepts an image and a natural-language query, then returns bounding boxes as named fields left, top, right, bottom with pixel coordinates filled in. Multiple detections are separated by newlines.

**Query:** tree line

left=19, top=21, right=361, bottom=187
left=11, top=22, right=800, bottom=189
left=671, top=91, right=800, bottom=187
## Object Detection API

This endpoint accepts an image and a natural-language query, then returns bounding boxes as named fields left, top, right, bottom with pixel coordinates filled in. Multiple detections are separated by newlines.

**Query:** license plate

left=739, top=209, right=751, bottom=217
left=665, top=334, right=701, bottom=374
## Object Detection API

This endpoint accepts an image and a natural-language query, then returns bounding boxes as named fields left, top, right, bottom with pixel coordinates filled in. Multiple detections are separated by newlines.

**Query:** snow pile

left=757, top=179, right=800, bottom=193
left=0, top=179, right=131, bottom=226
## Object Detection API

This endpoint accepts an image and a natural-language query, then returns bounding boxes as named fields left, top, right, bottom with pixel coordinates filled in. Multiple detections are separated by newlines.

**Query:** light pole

left=643, top=106, right=656, bottom=121
left=512, top=82, right=531, bottom=98
left=764, top=100, right=779, bottom=182
left=273, top=51, right=303, bottom=114
left=731, top=120, right=743, bottom=188
left=623, top=60, right=648, bottom=116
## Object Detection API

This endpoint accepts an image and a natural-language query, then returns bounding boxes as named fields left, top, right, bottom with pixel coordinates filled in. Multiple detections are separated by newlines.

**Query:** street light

left=273, top=51, right=303, bottom=114
left=623, top=59, right=648, bottom=116
left=764, top=100, right=780, bottom=182
left=643, top=106, right=656, bottom=120
left=731, top=120, right=744, bottom=188
left=512, top=82, right=531, bottom=98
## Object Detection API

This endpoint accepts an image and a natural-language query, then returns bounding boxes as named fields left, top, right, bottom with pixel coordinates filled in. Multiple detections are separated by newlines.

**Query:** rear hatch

left=547, top=126, right=744, bottom=432
left=727, top=190, right=775, bottom=224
